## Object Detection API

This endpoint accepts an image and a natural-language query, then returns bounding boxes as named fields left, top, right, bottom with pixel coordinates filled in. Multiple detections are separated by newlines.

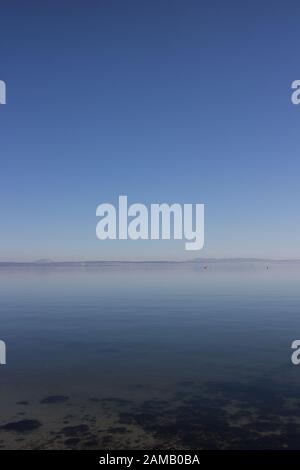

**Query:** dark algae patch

left=64, top=438, right=80, bottom=446
left=40, top=396, right=69, bottom=404
left=114, top=378, right=300, bottom=450
left=61, top=424, right=90, bottom=436
left=1, top=419, right=42, bottom=432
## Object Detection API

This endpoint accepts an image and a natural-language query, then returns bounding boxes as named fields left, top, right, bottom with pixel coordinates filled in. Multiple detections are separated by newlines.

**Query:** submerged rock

left=40, top=395, right=69, bottom=404
left=1, top=419, right=41, bottom=432
left=107, top=426, right=128, bottom=434
left=61, top=424, right=90, bottom=436
left=64, top=438, right=80, bottom=446
left=85, top=437, right=99, bottom=447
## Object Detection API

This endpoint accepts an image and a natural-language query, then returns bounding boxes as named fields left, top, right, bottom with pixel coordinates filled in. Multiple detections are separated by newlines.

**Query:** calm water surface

left=0, top=262, right=300, bottom=449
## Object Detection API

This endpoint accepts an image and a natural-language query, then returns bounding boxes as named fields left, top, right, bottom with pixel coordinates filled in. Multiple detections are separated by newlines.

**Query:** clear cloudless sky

left=0, top=0, right=299, bottom=261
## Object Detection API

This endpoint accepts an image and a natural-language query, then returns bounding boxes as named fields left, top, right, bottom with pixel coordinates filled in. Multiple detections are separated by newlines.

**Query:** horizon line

left=1, top=257, right=300, bottom=266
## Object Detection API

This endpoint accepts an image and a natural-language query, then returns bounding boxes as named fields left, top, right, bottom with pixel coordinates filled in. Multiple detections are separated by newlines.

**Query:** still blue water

left=0, top=262, right=300, bottom=449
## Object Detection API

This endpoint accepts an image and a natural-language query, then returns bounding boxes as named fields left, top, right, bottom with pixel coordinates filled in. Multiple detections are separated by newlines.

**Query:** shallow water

left=0, top=262, right=300, bottom=449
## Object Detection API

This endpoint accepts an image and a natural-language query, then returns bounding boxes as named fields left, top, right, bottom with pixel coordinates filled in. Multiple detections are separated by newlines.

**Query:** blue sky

left=0, top=0, right=299, bottom=261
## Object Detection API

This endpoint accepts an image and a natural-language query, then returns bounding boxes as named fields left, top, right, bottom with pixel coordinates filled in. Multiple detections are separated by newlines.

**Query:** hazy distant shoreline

left=1, top=258, right=300, bottom=267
